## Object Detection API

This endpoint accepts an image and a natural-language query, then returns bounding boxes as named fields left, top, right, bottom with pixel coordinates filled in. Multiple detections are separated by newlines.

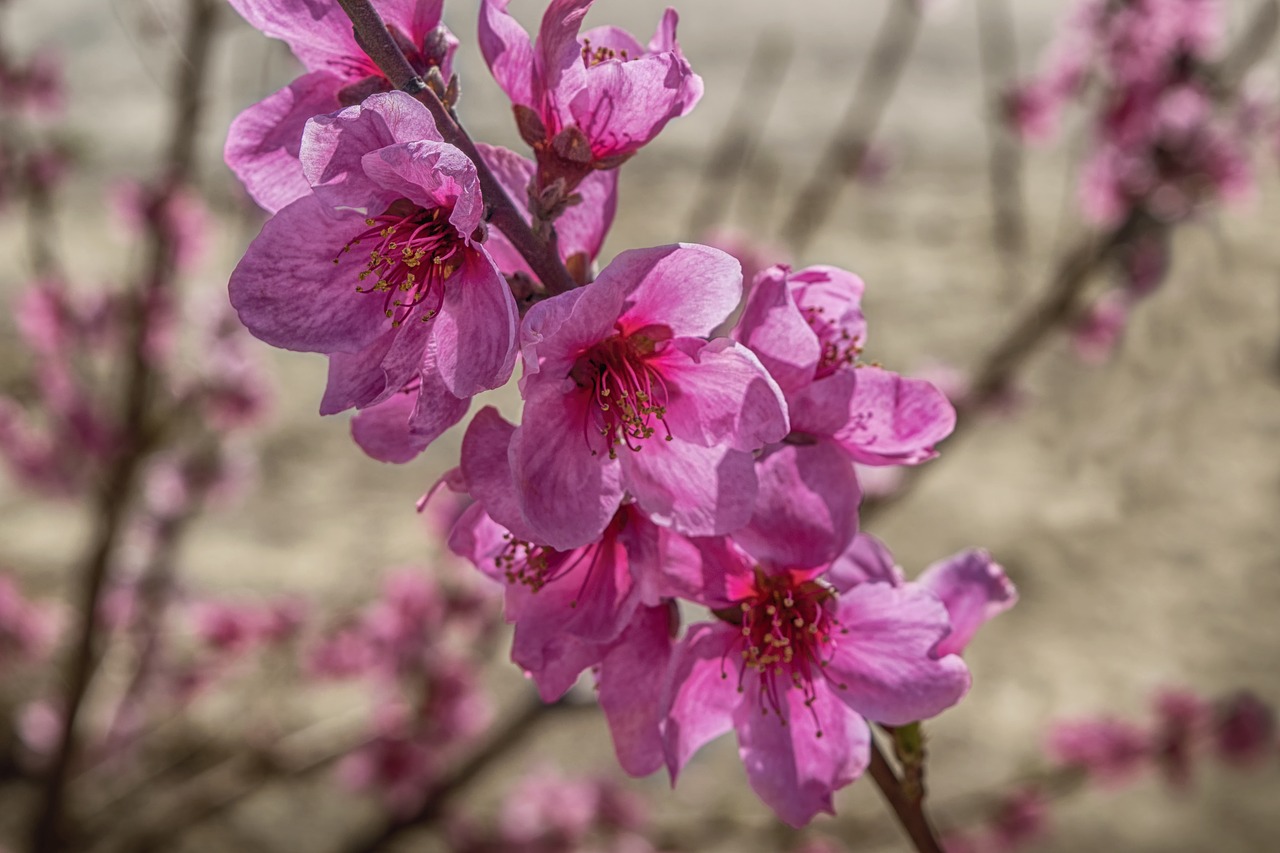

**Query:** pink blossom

left=110, top=181, right=210, bottom=273
left=224, top=0, right=458, bottom=213
left=733, top=264, right=954, bottom=564
left=663, top=534, right=971, bottom=826
left=1213, top=691, right=1275, bottom=768
left=1045, top=717, right=1149, bottom=785
left=916, top=547, right=1018, bottom=657
left=338, top=702, right=439, bottom=816
left=0, top=573, right=58, bottom=667
left=229, top=92, right=518, bottom=454
left=502, top=244, right=787, bottom=550
left=478, top=0, right=702, bottom=192
left=1072, top=291, right=1130, bottom=365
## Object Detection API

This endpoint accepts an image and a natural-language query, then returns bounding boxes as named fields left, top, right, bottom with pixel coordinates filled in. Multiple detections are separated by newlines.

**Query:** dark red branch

left=868, top=738, right=946, bottom=853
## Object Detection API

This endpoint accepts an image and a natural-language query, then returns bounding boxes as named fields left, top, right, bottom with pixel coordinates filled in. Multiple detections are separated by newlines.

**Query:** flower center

left=801, top=303, right=862, bottom=378
left=335, top=198, right=462, bottom=328
left=724, top=570, right=847, bottom=732
left=570, top=331, right=673, bottom=459
left=580, top=39, right=631, bottom=67
left=493, top=531, right=608, bottom=608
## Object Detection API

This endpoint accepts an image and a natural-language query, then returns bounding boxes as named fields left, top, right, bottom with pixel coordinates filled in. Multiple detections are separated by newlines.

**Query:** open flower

left=225, top=0, right=458, bottom=213
left=663, top=534, right=972, bottom=827
left=478, top=0, right=702, bottom=195
left=229, top=92, right=517, bottom=449
left=506, top=244, right=787, bottom=550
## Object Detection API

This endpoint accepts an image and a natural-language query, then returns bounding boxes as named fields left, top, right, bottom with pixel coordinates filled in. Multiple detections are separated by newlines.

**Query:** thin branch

left=344, top=695, right=557, bottom=853
left=684, top=33, right=793, bottom=237
left=867, top=738, right=945, bottom=853
left=28, top=0, right=218, bottom=848
left=975, top=0, right=1027, bottom=286
left=780, top=0, right=922, bottom=254
left=333, top=0, right=577, bottom=296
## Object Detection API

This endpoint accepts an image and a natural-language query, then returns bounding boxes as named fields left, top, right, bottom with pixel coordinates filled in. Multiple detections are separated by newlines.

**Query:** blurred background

left=1, top=0, right=1279, bottom=850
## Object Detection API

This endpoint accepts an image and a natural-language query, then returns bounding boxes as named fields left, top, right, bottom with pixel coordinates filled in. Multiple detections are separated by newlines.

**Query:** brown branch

left=344, top=695, right=556, bottom=853
left=780, top=0, right=922, bottom=254
left=27, top=0, right=219, bottom=848
left=975, top=0, right=1027, bottom=280
left=867, top=738, right=945, bottom=853
left=333, top=0, right=577, bottom=296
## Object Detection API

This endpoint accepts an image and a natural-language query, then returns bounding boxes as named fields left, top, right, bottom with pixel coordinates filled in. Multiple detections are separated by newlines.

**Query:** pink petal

left=610, top=244, right=742, bottom=339
left=359, top=140, right=484, bottom=236
left=662, top=623, right=742, bottom=782
left=513, top=384, right=624, bottom=551
left=301, top=91, right=443, bottom=212
left=446, top=503, right=512, bottom=587
left=351, top=389, right=426, bottom=463
left=478, top=0, right=536, bottom=110
left=735, top=680, right=870, bottom=827
left=379, top=0, right=445, bottom=43
left=735, top=442, right=860, bottom=569
left=225, top=0, right=364, bottom=75
left=831, top=367, right=956, bottom=466
left=916, top=549, right=1016, bottom=657
left=825, top=583, right=971, bottom=725
left=734, top=265, right=821, bottom=395
left=617, top=438, right=757, bottom=538
left=788, top=371, right=857, bottom=438
left=319, top=318, right=431, bottom=414
left=513, top=627, right=600, bottom=701
left=519, top=275, right=625, bottom=379
left=534, top=0, right=594, bottom=127
left=827, top=532, right=904, bottom=592
left=229, top=196, right=391, bottom=354
left=598, top=604, right=674, bottom=776
left=432, top=248, right=518, bottom=397
left=225, top=71, right=342, bottom=214
left=658, top=338, right=789, bottom=451
left=570, top=50, right=702, bottom=159
left=458, top=407, right=538, bottom=542
left=789, top=265, right=868, bottom=350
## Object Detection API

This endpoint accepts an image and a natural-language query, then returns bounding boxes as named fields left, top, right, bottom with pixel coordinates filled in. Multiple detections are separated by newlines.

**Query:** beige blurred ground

left=2, top=0, right=1280, bottom=850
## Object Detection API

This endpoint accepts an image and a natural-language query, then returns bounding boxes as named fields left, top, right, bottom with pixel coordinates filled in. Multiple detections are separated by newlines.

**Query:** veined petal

left=302, top=91, right=443, bottom=211
left=658, top=338, right=788, bottom=450
left=458, top=406, right=537, bottom=542
left=826, top=582, right=971, bottom=725
left=599, top=604, right=674, bottom=776
left=478, top=0, right=536, bottom=109
left=319, top=317, right=431, bottom=414
left=831, top=367, right=956, bottom=466
left=225, top=71, right=342, bottom=214
left=662, top=622, right=742, bottom=782
left=571, top=50, right=703, bottom=159
left=827, top=532, right=904, bottom=593
left=735, top=680, right=870, bottom=828
left=617, top=438, right=757, bottom=537
left=734, top=265, right=821, bottom=395
left=519, top=274, right=625, bottom=379
left=229, top=196, right=391, bottom=355
left=433, top=248, right=518, bottom=397
left=607, top=244, right=742, bottom=339
left=359, top=140, right=483, bottom=235
left=513, top=383, right=624, bottom=550
left=225, top=0, right=364, bottom=75
left=535, top=0, right=594, bottom=126
left=917, top=549, right=1017, bottom=657
left=735, top=442, right=860, bottom=569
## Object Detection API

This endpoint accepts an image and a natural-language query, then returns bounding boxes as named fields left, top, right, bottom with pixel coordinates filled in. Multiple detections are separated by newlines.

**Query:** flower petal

left=534, top=0, right=593, bottom=126
left=432, top=248, right=518, bottom=397
left=478, top=0, right=536, bottom=110
left=571, top=49, right=702, bottom=159
left=827, top=532, right=904, bottom=592
left=360, top=140, right=484, bottom=236
left=916, top=549, right=1017, bottom=657
left=229, top=196, right=390, bottom=354
left=599, top=604, right=674, bottom=776
left=734, top=264, right=821, bottom=395
left=659, top=338, right=788, bottom=450
left=662, top=622, right=742, bottom=782
left=225, top=71, right=342, bottom=214
left=826, top=582, right=971, bottom=725
left=831, top=367, right=956, bottom=466
left=458, top=406, right=538, bottom=542
left=735, top=680, right=870, bottom=827
left=319, top=317, right=431, bottom=414
left=735, top=442, right=860, bottom=569
left=618, top=438, right=757, bottom=537
left=609, top=244, right=742, bottom=339
left=225, top=0, right=363, bottom=75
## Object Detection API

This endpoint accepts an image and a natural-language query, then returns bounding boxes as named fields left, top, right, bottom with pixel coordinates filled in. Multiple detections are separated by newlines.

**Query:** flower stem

left=868, top=738, right=946, bottom=853
left=333, top=0, right=578, bottom=296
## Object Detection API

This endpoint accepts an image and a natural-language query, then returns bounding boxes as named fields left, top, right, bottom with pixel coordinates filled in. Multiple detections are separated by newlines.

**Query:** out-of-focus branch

left=867, top=737, right=945, bottom=853
left=345, top=695, right=558, bottom=853
left=28, top=1, right=219, bottom=848
left=333, top=0, right=577, bottom=296
left=781, top=0, right=922, bottom=254
left=975, top=0, right=1027, bottom=281
left=684, top=33, right=793, bottom=237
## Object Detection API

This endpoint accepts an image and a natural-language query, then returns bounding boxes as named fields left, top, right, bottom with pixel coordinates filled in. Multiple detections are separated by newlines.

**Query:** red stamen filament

left=574, top=334, right=673, bottom=459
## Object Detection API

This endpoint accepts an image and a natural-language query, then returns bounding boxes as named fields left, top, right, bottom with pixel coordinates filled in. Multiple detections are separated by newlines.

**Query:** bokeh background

left=1, top=0, right=1279, bottom=850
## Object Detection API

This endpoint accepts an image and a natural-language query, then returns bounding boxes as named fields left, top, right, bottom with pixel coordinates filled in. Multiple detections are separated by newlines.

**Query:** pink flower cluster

left=1008, top=0, right=1275, bottom=363
left=223, top=0, right=1015, bottom=825
left=0, top=572, right=58, bottom=671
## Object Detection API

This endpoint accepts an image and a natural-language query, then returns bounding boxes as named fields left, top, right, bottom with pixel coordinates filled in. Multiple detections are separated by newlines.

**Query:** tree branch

left=867, top=738, right=945, bottom=853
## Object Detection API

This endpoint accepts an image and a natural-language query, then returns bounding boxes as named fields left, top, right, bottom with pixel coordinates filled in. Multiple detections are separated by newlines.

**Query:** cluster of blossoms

left=224, top=0, right=1016, bottom=824
left=1005, top=0, right=1276, bottom=363
left=941, top=687, right=1277, bottom=853
left=0, top=21, right=62, bottom=212
left=311, top=566, right=497, bottom=814
left=0, top=571, right=58, bottom=672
